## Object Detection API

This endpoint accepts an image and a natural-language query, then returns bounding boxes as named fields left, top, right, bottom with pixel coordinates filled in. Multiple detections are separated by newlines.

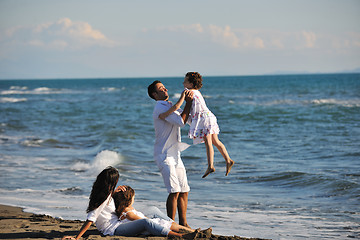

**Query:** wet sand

left=0, top=204, right=269, bottom=240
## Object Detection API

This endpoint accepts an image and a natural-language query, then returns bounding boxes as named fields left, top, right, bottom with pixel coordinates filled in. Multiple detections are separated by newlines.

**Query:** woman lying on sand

left=62, top=166, right=193, bottom=239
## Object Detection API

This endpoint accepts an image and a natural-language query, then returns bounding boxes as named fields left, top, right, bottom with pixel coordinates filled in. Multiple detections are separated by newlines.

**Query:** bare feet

left=178, top=225, right=195, bottom=234
left=181, top=223, right=191, bottom=229
left=225, top=159, right=234, bottom=176
left=201, top=227, right=213, bottom=238
left=182, top=228, right=200, bottom=239
left=202, top=167, right=215, bottom=178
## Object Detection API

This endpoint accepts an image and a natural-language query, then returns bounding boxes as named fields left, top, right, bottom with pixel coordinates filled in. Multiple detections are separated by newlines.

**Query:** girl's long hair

left=86, top=166, right=119, bottom=213
left=113, top=186, right=135, bottom=218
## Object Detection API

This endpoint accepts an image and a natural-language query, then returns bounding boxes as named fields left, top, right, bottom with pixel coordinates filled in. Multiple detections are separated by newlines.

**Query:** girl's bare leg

left=203, top=134, right=215, bottom=178
left=170, top=222, right=194, bottom=233
left=211, top=134, right=234, bottom=176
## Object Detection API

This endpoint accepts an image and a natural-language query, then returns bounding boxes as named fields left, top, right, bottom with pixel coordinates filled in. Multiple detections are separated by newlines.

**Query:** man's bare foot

left=225, top=159, right=234, bottom=176
left=202, top=167, right=215, bottom=178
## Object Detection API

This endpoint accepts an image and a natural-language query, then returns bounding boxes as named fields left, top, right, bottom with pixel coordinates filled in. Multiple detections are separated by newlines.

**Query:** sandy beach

left=0, top=204, right=268, bottom=240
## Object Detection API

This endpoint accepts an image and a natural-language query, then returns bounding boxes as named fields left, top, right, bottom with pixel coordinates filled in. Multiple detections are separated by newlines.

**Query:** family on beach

left=63, top=72, right=235, bottom=239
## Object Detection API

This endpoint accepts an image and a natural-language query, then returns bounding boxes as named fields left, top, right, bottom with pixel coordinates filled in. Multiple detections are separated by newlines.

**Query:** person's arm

left=159, top=91, right=186, bottom=120
left=180, top=90, right=193, bottom=124
left=157, top=90, right=193, bottom=127
left=75, top=220, right=93, bottom=240
left=124, top=208, right=143, bottom=221
left=62, top=220, right=93, bottom=240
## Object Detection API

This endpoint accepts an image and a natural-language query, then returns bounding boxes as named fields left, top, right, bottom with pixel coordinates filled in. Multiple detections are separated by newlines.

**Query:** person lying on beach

left=112, top=186, right=194, bottom=237
left=159, top=72, right=235, bottom=178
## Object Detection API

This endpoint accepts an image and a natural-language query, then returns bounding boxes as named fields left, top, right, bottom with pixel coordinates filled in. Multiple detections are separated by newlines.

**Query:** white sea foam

left=182, top=203, right=357, bottom=240
left=237, top=97, right=360, bottom=108
left=71, top=150, right=123, bottom=175
left=311, top=98, right=360, bottom=107
left=0, top=134, right=22, bottom=145
left=21, top=138, right=44, bottom=147
left=101, top=87, right=124, bottom=92
left=10, top=86, right=28, bottom=90
left=172, top=93, right=182, bottom=99
left=264, top=99, right=299, bottom=106
left=33, top=87, right=52, bottom=92
left=0, top=188, right=88, bottom=220
left=0, top=97, right=27, bottom=103
left=1, top=86, right=75, bottom=95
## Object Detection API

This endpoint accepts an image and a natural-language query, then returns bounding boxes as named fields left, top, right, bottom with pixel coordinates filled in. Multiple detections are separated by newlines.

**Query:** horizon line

left=0, top=71, right=359, bottom=81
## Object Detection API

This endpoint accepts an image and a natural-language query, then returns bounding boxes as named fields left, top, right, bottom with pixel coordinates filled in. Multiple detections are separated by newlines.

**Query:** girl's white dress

left=188, top=89, right=220, bottom=144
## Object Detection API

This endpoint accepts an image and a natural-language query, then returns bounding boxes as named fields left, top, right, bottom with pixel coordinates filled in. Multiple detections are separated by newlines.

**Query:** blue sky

left=0, top=0, right=359, bottom=79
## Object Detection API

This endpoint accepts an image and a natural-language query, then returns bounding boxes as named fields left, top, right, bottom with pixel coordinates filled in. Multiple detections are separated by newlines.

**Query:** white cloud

left=1, top=20, right=359, bottom=79
left=167, top=23, right=204, bottom=34
left=208, top=25, right=240, bottom=48
left=302, top=31, right=317, bottom=48
left=348, top=32, right=360, bottom=47
left=55, top=18, right=106, bottom=40
left=140, top=24, right=328, bottom=51
left=254, top=37, right=265, bottom=49
left=235, top=30, right=266, bottom=49
left=145, top=24, right=265, bottom=49
left=1, top=18, right=118, bottom=51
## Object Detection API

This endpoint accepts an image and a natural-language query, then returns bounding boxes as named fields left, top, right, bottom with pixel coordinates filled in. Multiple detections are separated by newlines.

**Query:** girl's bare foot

left=225, top=159, right=234, bottom=176
left=202, top=167, right=215, bottom=178
left=182, top=228, right=200, bottom=239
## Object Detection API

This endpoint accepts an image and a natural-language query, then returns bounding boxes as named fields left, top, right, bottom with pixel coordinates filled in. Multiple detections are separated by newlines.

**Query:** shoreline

left=0, top=204, right=269, bottom=240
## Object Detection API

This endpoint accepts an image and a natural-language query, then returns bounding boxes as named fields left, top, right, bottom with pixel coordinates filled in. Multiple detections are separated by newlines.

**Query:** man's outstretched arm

left=181, top=91, right=193, bottom=123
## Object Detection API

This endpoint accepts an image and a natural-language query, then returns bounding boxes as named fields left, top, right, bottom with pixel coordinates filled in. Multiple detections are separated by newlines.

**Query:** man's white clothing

left=152, top=100, right=190, bottom=193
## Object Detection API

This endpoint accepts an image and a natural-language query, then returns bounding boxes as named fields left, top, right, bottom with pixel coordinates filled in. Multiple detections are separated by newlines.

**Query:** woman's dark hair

left=113, top=186, right=135, bottom=218
left=185, top=72, right=203, bottom=90
left=148, top=80, right=162, bottom=100
left=87, top=166, right=119, bottom=213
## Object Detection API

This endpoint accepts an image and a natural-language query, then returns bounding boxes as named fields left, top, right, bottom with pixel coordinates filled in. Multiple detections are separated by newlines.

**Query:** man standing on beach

left=148, top=80, right=193, bottom=227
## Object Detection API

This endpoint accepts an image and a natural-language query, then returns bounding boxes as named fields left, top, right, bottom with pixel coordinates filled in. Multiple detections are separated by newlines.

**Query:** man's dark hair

left=148, top=80, right=162, bottom=100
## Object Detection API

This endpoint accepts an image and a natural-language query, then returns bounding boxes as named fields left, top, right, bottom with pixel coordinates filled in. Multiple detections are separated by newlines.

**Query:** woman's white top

left=86, top=194, right=120, bottom=236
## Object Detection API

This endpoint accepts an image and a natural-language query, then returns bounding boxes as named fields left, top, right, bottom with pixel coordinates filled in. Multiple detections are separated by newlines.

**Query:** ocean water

left=0, top=74, right=359, bottom=239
